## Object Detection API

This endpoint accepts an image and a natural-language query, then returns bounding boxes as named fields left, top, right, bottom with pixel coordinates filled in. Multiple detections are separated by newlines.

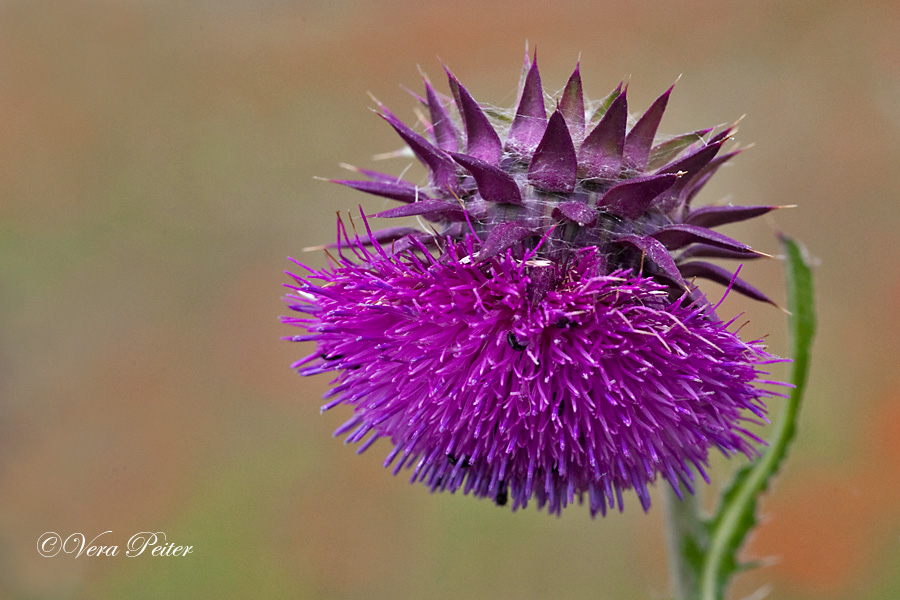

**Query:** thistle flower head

left=283, top=55, right=787, bottom=516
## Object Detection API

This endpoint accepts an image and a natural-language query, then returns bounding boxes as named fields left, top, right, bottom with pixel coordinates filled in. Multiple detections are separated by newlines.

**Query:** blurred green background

left=3, top=1, right=900, bottom=599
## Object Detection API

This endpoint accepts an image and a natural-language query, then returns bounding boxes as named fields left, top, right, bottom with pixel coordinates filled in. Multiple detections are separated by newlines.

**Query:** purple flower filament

left=284, top=221, right=783, bottom=516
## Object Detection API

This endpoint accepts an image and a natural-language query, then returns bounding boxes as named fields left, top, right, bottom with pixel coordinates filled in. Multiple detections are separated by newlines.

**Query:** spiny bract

left=283, top=55, right=786, bottom=516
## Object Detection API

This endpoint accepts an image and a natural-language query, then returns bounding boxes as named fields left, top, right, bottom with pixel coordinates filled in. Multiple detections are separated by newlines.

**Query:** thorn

left=401, top=84, right=425, bottom=105
left=719, top=130, right=738, bottom=145
left=412, top=106, right=430, bottom=129
left=429, top=224, right=445, bottom=252
left=434, top=54, right=447, bottom=75
left=371, top=148, right=415, bottom=161
left=685, top=275, right=695, bottom=294
left=447, top=185, right=481, bottom=243
left=366, top=91, right=384, bottom=109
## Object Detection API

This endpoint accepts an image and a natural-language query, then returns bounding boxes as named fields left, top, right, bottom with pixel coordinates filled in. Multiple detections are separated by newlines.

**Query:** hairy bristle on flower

left=283, top=56, right=789, bottom=516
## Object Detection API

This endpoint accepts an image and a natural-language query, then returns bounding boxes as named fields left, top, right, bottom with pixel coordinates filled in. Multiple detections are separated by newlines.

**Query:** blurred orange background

left=2, top=1, right=899, bottom=599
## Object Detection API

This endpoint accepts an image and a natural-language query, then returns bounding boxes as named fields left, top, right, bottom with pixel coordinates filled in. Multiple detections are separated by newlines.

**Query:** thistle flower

left=283, top=55, right=786, bottom=516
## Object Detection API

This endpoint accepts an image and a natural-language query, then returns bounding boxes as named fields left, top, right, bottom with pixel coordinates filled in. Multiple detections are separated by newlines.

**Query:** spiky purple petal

left=657, top=138, right=725, bottom=178
left=652, top=141, right=726, bottom=211
left=424, top=78, right=461, bottom=152
left=682, top=149, right=743, bottom=210
left=653, top=224, right=758, bottom=255
left=506, top=55, right=547, bottom=155
left=624, top=85, right=673, bottom=171
left=613, top=234, right=687, bottom=286
left=676, top=244, right=766, bottom=262
left=685, top=205, right=780, bottom=229
left=599, top=173, right=679, bottom=219
left=451, top=152, right=523, bottom=205
left=528, top=110, right=577, bottom=193
left=379, top=107, right=458, bottom=192
left=553, top=200, right=598, bottom=227
left=477, top=222, right=532, bottom=260
left=446, top=69, right=503, bottom=164
left=374, top=199, right=465, bottom=221
left=559, top=64, right=585, bottom=140
left=339, top=165, right=409, bottom=183
left=578, top=90, right=627, bottom=180
left=330, top=178, right=427, bottom=204
left=678, top=261, right=777, bottom=306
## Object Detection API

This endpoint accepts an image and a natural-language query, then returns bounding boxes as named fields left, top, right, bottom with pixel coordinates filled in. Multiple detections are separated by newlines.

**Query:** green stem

left=662, top=234, right=815, bottom=600
left=662, top=483, right=705, bottom=600
left=697, top=398, right=799, bottom=599
left=697, top=235, right=815, bottom=600
left=692, top=236, right=816, bottom=600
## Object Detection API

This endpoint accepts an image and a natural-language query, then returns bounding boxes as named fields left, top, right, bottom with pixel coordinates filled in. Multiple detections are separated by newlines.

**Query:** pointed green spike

left=589, top=83, right=624, bottom=122
left=648, top=129, right=711, bottom=171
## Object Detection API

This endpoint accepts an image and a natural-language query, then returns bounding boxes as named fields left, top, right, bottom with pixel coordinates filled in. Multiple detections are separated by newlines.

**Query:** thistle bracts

left=330, top=54, right=779, bottom=304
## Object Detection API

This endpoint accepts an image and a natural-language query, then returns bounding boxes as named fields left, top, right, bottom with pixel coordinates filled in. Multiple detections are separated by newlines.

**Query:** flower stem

left=662, top=234, right=815, bottom=600
left=663, top=481, right=705, bottom=600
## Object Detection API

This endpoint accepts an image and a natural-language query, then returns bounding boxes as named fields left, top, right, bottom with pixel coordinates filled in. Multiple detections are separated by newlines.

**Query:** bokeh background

left=3, top=1, right=900, bottom=599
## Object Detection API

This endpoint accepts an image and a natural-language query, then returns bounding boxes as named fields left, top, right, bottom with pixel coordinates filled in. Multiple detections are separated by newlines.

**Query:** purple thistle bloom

left=283, top=55, right=787, bottom=516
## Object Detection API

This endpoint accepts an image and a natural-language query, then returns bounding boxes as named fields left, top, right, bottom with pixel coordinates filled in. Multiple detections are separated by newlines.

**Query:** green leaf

left=697, top=233, right=816, bottom=600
